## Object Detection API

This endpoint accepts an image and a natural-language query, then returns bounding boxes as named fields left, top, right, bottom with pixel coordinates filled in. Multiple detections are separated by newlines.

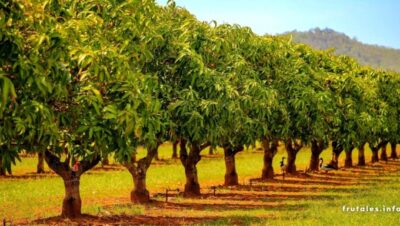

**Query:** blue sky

left=156, top=0, right=400, bottom=49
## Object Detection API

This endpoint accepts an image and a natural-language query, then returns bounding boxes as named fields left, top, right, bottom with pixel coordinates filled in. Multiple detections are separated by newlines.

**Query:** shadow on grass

left=231, top=184, right=358, bottom=194
left=0, top=172, right=57, bottom=180
left=145, top=200, right=310, bottom=211
left=31, top=214, right=219, bottom=225
left=152, top=188, right=341, bottom=204
left=247, top=177, right=357, bottom=186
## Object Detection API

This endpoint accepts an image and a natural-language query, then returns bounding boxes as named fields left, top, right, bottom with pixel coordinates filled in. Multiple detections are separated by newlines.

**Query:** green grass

left=262, top=179, right=400, bottom=226
left=0, top=143, right=399, bottom=226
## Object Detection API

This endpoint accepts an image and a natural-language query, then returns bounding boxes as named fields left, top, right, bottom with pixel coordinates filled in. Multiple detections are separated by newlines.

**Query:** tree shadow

left=250, top=178, right=354, bottom=186
left=31, top=214, right=219, bottom=225
left=152, top=187, right=341, bottom=204
left=0, top=172, right=57, bottom=180
left=146, top=200, right=309, bottom=211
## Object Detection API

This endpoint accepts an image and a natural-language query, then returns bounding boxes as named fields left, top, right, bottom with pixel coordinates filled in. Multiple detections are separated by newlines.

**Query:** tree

left=238, top=35, right=289, bottom=179
left=374, top=71, right=400, bottom=161
left=1, top=0, right=161, bottom=217
left=272, top=43, right=329, bottom=174
left=321, top=56, right=365, bottom=168
left=358, top=69, right=390, bottom=164
left=211, top=25, right=277, bottom=184
left=297, top=48, right=337, bottom=171
left=98, top=0, right=163, bottom=204
left=141, top=4, right=215, bottom=197
left=0, top=0, right=23, bottom=176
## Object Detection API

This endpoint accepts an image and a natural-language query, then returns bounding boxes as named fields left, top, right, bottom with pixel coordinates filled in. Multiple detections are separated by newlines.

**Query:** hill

left=285, top=28, right=400, bottom=72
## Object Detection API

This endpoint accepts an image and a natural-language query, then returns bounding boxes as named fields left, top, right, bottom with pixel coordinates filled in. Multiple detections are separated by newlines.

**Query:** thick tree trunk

left=224, top=154, right=237, bottom=185
left=344, top=149, right=353, bottom=167
left=37, top=152, right=45, bottom=174
left=358, top=144, right=366, bottom=166
left=309, top=140, right=324, bottom=171
left=223, top=146, right=243, bottom=186
left=380, top=142, right=388, bottom=162
left=101, top=157, right=109, bottom=167
left=62, top=176, right=82, bottom=218
left=371, top=146, right=379, bottom=163
left=44, top=150, right=100, bottom=218
left=180, top=140, right=200, bottom=197
left=390, top=143, right=398, bottom=159
left=179, top=140, right=210, bottom=197
left=309, top=152, right=319, bottom=171
left=285, top=140, right=302, bottom=174
left=262, top=154, right=274, bottom=179
left=261, top=138, right=278, bottom=179
left=128, top=157, right=149, bottom=203
left=125, top=144, right=159, bottom=203
left=286, top=150, right=297, bottom=173
left=330, top=141, right=343, bottom=169
left=154, top=149, right=159, bottom=161
left=0, top=158, right=5, bottom=176
left=183, top=162, right=200, bottom=197
left=131, top=173, right=149, bottom=203
left=172, top=141, right=179, bottom=159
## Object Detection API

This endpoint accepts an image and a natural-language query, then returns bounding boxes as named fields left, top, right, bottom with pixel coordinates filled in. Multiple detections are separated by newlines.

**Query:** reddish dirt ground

left=10, top=160, right=400, bottom=225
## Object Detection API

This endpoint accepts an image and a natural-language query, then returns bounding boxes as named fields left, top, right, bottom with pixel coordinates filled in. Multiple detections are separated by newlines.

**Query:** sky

left=156, top=0, right=400, bottom=49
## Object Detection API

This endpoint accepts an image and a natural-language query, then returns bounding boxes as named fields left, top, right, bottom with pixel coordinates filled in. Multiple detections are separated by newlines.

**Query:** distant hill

left=285, top=28, right=400, bottom=72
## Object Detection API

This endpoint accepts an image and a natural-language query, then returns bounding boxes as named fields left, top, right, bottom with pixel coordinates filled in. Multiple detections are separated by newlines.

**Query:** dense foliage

left=1, top=0, right=399, bottom=218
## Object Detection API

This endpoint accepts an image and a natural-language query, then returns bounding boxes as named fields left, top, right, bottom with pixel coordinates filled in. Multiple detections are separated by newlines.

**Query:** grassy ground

left=1, top=143, right=400, bottom=225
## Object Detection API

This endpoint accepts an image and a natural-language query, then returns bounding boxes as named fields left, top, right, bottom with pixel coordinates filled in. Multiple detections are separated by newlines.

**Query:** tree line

left=1, top=0, right=399, bottom=218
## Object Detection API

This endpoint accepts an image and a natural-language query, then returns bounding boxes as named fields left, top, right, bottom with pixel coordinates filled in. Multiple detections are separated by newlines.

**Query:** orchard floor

left=1, top=144, right=400, bottom=225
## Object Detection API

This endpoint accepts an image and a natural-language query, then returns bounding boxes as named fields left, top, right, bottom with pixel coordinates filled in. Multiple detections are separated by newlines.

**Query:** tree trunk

left=131, top=170, right=149, bottom=203
left=261, top=138, right=278, bottom=179
left=172, top=141, right=179, bottom=159
left=380, top=143, right=388, bottom=162
left=309, top=152, right=319, bottom=171
left=0, top=158, right=5, bottom=176
left=330, top=141, right=343, bottom=169
left=209, top=146, right=215, bottom=155
left=223, top=146, right=243, bottom=186
left=127, top=155, right=149, bottom=203
left=262, top=153, right=274, bottom=179
left=180, top=140, right=201, bottom=197
left=125, top=144, right=159, bottom=203
left=371, top=146, right=379, bottom=163
left=285, top=140, right=302, bottom=174
left=179, top=140, right=210, bottom=197
left=390, top=143, right=398, bottom=159
left=224, top=154, right=237, bottom=185
left=309, top=140, right=324, bottom=171
left=62, top=176, right=82, bottom=218
left=358, top=144, right=366, bottom=166
left=154, top=149, right=159, bottom=161
left=344, top=149, right=353, bottom=167
left=183, top=162, right=200, bottom=197
left=286, top=149, right=297, bottom=174
left=44, top=150, right=100, bottom=218
left=37, top=152, right=45, bottom=174
left=101, top=157, right=109, bottom=167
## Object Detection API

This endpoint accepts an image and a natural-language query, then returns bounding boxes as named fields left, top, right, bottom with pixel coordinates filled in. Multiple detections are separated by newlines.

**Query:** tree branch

left=79, top=155, right=101, bottom=174
left=232, top=145, right=244, bottom=155
left=199, top=142, right=211, bottom=151
left=44, top=150, right=69, bottom=178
